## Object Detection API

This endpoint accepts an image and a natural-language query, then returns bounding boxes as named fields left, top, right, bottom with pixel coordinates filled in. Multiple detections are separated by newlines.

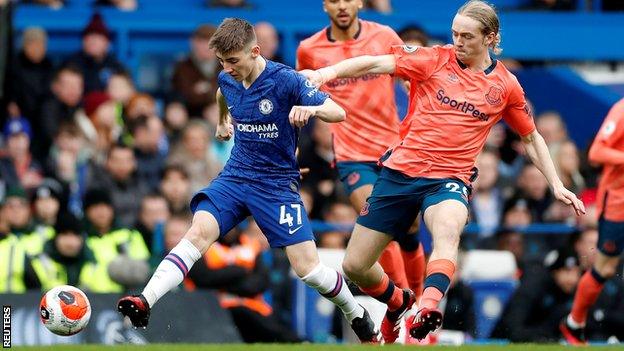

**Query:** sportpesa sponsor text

left=436, top=89, right=490, bottom=121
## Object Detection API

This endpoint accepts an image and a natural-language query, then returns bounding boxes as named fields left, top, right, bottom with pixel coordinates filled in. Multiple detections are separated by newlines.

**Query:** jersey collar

left=326, top=20, right=362, bottom=42
left=456, top=57, right=497, bottom=75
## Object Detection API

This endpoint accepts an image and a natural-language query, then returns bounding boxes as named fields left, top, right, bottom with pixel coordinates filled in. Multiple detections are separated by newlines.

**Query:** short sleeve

left=391, top=45, right=445, bottom=81
left=595, top=99, right=624, bottom=147
left=288, top=70, right=328, bottom=106
left=296, top=45, right=311, bottom=71
left=502, top=81, right=536, bottom=137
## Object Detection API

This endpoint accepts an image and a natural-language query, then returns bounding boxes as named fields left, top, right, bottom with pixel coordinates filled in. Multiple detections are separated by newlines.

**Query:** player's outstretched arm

left=215, top=88, right=233, bottom=141
left=289, top=98, right=345, bottom=128
left=522, top=130, right=586, bottom=216
left=302, top=54, right=396, bottom=86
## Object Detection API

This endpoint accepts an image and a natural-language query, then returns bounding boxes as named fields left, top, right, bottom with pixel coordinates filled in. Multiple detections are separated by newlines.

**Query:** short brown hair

left=209, top=17, right=256, bottom=54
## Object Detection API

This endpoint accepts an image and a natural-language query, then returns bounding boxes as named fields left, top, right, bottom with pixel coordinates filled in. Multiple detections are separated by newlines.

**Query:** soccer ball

left=40, top=285, right=91, bottom=336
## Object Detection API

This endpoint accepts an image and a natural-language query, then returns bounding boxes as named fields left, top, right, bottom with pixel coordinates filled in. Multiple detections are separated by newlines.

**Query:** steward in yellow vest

left=30, top=213, right=114, bottom=292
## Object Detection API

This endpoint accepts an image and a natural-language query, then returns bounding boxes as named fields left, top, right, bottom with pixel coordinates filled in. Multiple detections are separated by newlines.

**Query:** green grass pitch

left=10, top=344, right=622, bottom=351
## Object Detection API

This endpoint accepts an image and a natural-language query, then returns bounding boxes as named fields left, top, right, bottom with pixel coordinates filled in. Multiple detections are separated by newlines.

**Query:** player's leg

left=118, top=180, right=248, bottom=327
left=339, top=162, right=411, bottom=290
left=117, top=210, right=219, bottom=328
left=408, top=179, right=470, bottom=340
left=396, top=219, right=426, bottom=299
left=344, top=167, right=423, bottom=343
left=562, top=218, right=624, bottom=345
left=350, top=184, right=409, bottom=289
left=246, top=182, right=377, bottom=342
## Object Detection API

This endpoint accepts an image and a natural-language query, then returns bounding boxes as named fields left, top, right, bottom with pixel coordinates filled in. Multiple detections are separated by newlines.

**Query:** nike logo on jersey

left=289, top=225, right=303, bottom=235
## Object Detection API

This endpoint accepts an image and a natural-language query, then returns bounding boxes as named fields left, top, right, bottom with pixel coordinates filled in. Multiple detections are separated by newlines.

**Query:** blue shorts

left=356, top=167, right=471, bottom=238
left=336, top=161, right=382, bottom=196
left=598, top=218, right=624, bottom=256
left=190, top=176, right=314, bottom=248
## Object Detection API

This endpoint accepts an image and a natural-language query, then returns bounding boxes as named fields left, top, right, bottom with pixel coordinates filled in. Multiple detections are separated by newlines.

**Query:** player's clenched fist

left=216, top=122, right=234, bottom=141
left=299, top=67, right=337, bottom=87
left=289, top=105, right=316, bottom=127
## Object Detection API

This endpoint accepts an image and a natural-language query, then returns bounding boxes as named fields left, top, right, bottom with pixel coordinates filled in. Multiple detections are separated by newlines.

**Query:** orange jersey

left=297, top=21, right=402, bottom=162
left=385, top=45, right=535, bottom=184
left=591, top=98, right=624, bottom=221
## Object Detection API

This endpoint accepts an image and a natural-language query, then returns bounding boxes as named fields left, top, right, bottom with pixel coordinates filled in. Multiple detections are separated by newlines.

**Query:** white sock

left=141, top=239, right=202, bottom=307
left=567, top=314, right=585, bottom=328
left=301, top=264, right=364, bottom=323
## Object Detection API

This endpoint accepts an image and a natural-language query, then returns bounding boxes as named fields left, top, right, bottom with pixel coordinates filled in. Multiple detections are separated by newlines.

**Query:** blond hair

left=458, top=0, right=502, bottom=55
left=209, top=18, right=256, bottom=54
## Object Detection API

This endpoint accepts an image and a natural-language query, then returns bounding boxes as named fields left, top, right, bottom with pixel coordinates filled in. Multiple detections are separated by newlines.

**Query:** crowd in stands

left=1, top=1, right=623, bottom=343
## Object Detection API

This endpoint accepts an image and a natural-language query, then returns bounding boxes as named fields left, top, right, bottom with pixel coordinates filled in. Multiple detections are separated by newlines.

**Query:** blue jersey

left=218, top=59, right=328, bottom=183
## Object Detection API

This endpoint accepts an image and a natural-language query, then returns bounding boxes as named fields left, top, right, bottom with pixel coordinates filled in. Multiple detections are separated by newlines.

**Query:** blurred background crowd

left=1, top=0, right=624, bottom=344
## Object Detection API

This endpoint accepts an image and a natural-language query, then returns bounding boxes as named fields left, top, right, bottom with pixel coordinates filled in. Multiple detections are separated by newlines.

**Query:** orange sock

left=570, top=269, right=606, bottom=325
left=360, top=273, right=405, bottom=311
left=419, top=259, right=455, bottom=310
left=401, top=244, right=426, bottom=300
left=378, top=242, right=409, bottom=289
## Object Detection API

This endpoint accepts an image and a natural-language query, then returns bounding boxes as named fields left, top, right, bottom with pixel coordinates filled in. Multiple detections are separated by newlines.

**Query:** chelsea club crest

left=259, top=99, right=273, bottom=115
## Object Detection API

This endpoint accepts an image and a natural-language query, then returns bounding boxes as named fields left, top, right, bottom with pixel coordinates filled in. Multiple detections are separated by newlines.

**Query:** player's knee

left=595, top=263, right=617, bottom=279
left=184, top=216, right=219, bottom=253
left=342, top=257, right=364, bottom=280
left=432, top=219, right=461, bottom=247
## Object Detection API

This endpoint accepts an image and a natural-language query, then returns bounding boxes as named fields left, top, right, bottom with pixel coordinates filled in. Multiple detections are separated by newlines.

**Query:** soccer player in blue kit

left=117, top=18, right=378, bottom=342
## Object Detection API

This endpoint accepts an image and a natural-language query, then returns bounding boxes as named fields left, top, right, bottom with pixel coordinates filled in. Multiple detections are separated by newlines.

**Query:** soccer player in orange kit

left=560, top=97, right=624, bottom=345
left=297, top=1, right=426, bottom=343
left=302, top=0, right=585, bottom=341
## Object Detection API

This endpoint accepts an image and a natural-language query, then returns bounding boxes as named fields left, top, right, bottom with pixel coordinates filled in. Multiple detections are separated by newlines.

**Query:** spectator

left=470, top=149, right=504, bottom=237
left=536, top=111, right=568, bottom=148
left=82, top=91, right=122, bottom=163
left=527, top=0, right=576, bottom=11
left=319, top=201, right=356, bottom=249
left=501, top=196, right=533, bottom=228
left=39, top=65, right=84, bottom=155
left=492, top=246, right=581, bottom=342
left=83, top=188, right=150, bottom=292
left=106, top=70, right=136, bottom=110
left=22, top=0, right=64, bottom=9
left=95, top=0, right=137, bottom=11
left=129, top=115, right=167, bottom=191
left=571, top=226, right=598, bottom=271
left=163, top=101, right=189, bottom=145
left=553, top=139, right=585, bottom=194
left=167, top=120, right=222, bottom=193
left=65, top=13, right=126, bottom=93
left=125, top=93, right=157, bottom=122
left=31, top=179, right=63, bottom=227
left=0, top=199, right=41, bottom=292
left=171, top=24, right=219, bottom=118
left=515, top=163, right=554, bottom=222
left=88, top=143, right=150, bottom=227
left=159, top=164, right=192, bottom=216
left=0, top=117, right=43, bottom=191
left=255, top=22, right=282, bottom=63
left=19, top=179, right=62, bottom=257
left=495, top=229, right=526, bottom=278
left=298, top=120, right=338, bottom=219
left=8, top=27, right=53, bottom=159
left=45, top=121, right=95, bottom=216
left=364, top=0, right=392, bottom=13
left=3, top=186, right=34, bottom=237
left=208, top=0, right=251, bottom=8
left=30, top=212, right=105, bottom=292
left=135, top=193, right=170, bottom=256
